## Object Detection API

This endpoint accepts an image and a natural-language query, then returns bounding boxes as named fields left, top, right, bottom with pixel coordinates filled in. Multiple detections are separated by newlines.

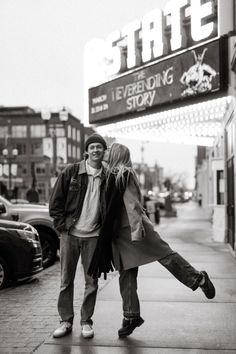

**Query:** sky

left=0, top=0, right=196, bottom=188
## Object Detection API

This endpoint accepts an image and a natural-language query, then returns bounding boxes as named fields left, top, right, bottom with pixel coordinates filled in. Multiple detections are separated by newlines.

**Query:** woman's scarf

left=88, top=171, right=128, bottom=279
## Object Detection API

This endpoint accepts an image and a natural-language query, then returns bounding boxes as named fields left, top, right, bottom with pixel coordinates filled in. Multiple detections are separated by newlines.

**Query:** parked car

left=10, top=198, right=30, bottom=204
left=0, top=196, right=59, bottom=268
left=0, top=219, right=43, bottom=289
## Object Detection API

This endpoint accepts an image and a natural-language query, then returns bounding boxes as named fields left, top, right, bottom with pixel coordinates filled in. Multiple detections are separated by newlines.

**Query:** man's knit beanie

left=85, top=133, right=107, bottom=151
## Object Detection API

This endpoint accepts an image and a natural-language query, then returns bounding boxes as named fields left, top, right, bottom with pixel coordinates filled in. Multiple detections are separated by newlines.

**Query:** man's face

left=87, top=143, right=105, bottom=163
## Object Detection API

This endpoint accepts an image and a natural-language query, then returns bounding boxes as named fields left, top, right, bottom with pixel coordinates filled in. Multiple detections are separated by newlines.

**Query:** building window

left=216, top=170, right=224, bottom=205
left=35, top=163, right=46, bottom=175
left=31, top=142, right=43, bottom=155
left=0, top=126, right=8, bottom=138
left=77, top=129, right=81, bottom=142
left=22, top=165, right=27, bottom=175
left=68, top=144, right=71, bottom=157
left=68, top=125, right=72, bottom=139
left=30, top=125, right=46, bottom=138
left=12, top=125, right=27, bottom=138
left=77, top=146, right=81, bottom=159
left=49, top=127, right=65, bottom=137
left=72, top=145, right=76, bottom=158
left=0, top=143, right=4, bottom=154
left=18, top=164, right=27, bottom=175
left=16, top=143, right=27, bottom=155
left=72, top=127, right=76, bottom=141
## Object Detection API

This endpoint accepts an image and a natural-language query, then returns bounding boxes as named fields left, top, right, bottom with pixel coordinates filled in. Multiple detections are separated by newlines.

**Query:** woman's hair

left=107, top=143, right=135, bottom=189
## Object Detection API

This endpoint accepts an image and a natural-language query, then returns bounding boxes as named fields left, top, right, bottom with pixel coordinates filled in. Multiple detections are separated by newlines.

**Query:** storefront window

left=31, top=142, right=43, bottom=155
left=30, top=125, right=46, bottom=138
left=217, top=170, right=224, bottom=205
left=0, top=126, right=8, bottom=138
left=12, top=125, right=27, bottom=138
left=16, top=143, right=27, bottom=155
left=35, top=163, right=46, bottom=175
left=214, top=136, right=224, bottom=158
left=18, top=164, right=27, bottom=175
left=37, top=182, right=46, bottom=201
left=226, top=118, right=235, bottom=159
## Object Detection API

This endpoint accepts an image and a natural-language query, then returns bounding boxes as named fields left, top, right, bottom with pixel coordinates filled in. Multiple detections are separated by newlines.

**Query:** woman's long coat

left=112, top=174, right=174, bottom=271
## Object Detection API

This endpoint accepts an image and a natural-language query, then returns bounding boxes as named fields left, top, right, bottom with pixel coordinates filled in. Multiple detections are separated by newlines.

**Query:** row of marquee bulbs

left=97, top=96, right=232, bottom=146
left=118, top=122, right=222, bottom=136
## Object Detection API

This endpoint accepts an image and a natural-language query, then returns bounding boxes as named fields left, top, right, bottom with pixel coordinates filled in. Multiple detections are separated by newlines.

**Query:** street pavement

left=1, top=201, right=236, bottom=354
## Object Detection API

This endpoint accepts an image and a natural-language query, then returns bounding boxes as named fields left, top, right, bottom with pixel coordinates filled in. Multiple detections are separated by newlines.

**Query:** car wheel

left=0, top=257, right=10, bottom=290
left=39, top=232, right=57, bottom=268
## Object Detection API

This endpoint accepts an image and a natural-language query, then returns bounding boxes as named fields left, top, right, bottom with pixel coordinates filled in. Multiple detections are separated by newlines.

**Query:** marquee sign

left=103, top=0, right=218, bottom=76
left=89, top=38, right=227, bottom=124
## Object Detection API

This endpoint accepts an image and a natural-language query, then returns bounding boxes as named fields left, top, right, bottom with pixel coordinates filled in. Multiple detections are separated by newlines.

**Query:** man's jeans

left=119, top=252, right=202, bottom=319
left=58, top=233, right=98, bottom=325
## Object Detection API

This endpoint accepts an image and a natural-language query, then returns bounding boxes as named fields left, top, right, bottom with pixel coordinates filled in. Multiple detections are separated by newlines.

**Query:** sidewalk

left=35, top=202, right=236, bottom=354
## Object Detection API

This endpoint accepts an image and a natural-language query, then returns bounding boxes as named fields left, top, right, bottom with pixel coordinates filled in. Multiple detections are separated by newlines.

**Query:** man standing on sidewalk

left=49, top=133, right=107, bottom=339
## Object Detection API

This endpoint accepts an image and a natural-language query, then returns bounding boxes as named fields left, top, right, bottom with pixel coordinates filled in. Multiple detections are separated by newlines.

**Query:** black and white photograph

left=0, top=0, right=236, bottom=353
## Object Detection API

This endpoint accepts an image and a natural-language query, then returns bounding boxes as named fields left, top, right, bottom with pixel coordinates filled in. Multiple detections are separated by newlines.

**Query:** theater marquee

left=103, top=0, right=218, bottom=75
left=89, top=38, right=227, bottom=124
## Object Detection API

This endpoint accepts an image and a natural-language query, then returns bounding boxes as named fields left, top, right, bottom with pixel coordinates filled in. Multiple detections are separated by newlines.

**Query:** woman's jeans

left=58, top=233, right=98, bottom=325
left=119, top=252, right=202, bottom=319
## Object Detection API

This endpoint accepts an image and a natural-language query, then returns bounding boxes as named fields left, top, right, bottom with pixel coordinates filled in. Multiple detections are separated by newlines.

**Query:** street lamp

left=2, top=147, right=18, bottom=198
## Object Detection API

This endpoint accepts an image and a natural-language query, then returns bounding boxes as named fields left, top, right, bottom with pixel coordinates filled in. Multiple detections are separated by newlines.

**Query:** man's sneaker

left=118, top=317, right=144, bottom=338
left=199, top=271, right=216, bottom=299
left=81, top=324, right=94, bottom=339
left=53, top=321, right=72, bottom=338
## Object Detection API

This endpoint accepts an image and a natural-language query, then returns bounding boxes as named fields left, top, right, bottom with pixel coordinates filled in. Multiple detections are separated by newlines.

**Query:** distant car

left=0, top=196, right=59, bottom=268
left=0, top=219, right=43, bottom=290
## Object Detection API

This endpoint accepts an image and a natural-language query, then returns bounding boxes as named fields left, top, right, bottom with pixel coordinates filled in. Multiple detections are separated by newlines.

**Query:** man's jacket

left=49, top=160, right=107, bottom=234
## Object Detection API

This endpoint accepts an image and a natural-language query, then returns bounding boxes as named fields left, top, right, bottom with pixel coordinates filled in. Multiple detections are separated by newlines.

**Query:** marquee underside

left=96, top=96, right=231, bottom=146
